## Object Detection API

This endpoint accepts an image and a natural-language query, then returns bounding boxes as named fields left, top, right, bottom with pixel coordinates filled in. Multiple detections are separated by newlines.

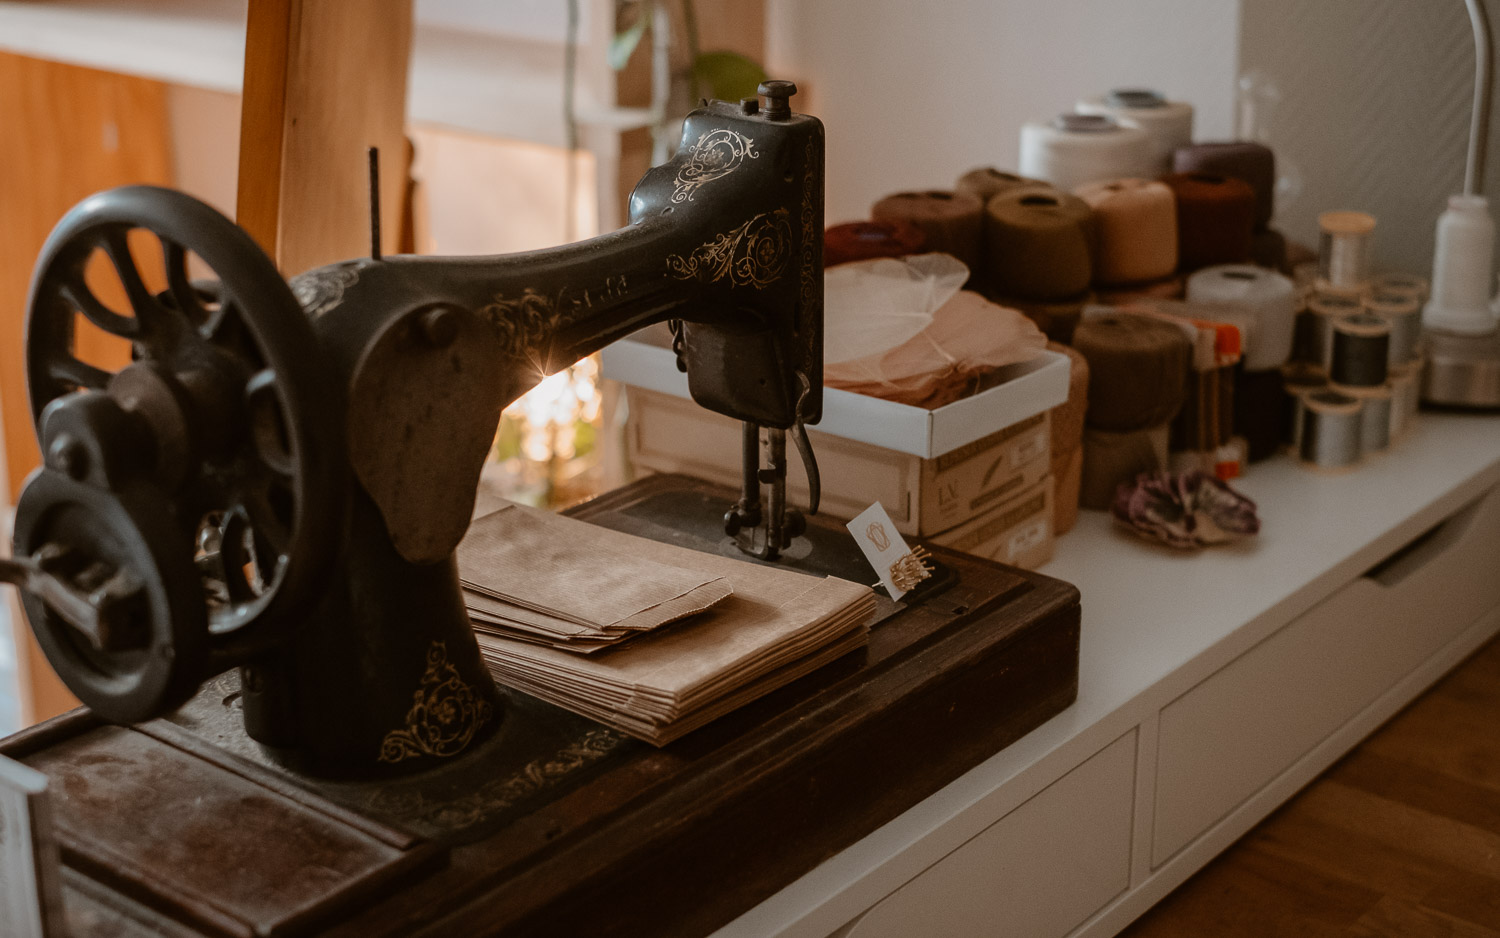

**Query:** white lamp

left=1422, top=0, right=1500, bottom=407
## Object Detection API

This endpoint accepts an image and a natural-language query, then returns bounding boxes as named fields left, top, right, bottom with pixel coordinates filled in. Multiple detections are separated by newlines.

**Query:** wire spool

left=823, top=219, right=928, bottom=268
left=1282, top=362, right=1329, bottom=449
left=1018, top=114, right=1157, bottom=192
left=1304, top=292, right=1364, bottom=369
left=1316, top=211, right=1377, bottom=295
left=1075, top=178, right=1177, bottom=285
left=1172, top=142, right=1277, bottom=230
left=1251, top=227, right=1289, bottom=274
left=1160, top=173, right=1256, bottom=271
left=996, top=293, right=1090, bottom=344
left=1049, top=341, right=1090, bottom=459
left=1342, top=384, right=1393, bottom=454
left=1076, top=89, right=1194, bottom=175
left=870, top=190, right=984, bottom=275
left=1072, top=313, right=1192, bottom=432
left=1234, top=366, right=1291, bottom=462
left=1371, top=271, right=1429, bottom=304
left=954, top=167, right=1042, bottom=203
left=1094, top=276, right=1185, bottom=304
left=1184, top=264, right=1298, bottom=370
left=1298, top=388, right=1363, bottom=470
left=1364, top=289, right=1422, bottom=367
left=1170, top=366, right=1232, bottom=453
left=1388, top=364, right=1419, bottom=439
left=1329, top=313, right=1391, bottom=388
left=1080, top=423, right=1170, bottom=510
left=983, top=186, right=1094, bottom=301
left=1053, top=444, right=1084, bottom=535
left=1282, top=361, right=1329, bottom=451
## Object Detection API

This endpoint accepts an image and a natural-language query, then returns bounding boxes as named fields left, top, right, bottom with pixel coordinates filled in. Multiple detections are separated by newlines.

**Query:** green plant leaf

left=609, top=13, right=649, bottom=71
left=693, top=51, right=767, bottom=103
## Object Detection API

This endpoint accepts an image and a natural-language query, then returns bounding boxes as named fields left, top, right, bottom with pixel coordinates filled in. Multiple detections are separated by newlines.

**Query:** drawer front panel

left=841, top=731, right=1135, bottom=938
left=1153, top=482, right=1500, bottom=865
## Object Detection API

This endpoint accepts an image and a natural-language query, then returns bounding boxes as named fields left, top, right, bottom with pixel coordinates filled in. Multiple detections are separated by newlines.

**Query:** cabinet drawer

left=839, top=731, right=1135, bottom=938
left=1153, top=481, right=1500, bottom=866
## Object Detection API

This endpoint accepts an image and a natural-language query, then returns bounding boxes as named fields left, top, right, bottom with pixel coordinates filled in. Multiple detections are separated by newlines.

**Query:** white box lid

left=601, top=339, right=1071, bottom=459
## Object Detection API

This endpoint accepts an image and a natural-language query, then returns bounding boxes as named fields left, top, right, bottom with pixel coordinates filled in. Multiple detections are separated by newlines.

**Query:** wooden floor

left=1121, top=635, right=1500, bottom=937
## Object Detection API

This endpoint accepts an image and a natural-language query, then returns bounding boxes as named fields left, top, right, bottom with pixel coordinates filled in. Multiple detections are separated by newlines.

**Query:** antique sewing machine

left=5, top=82, right=824, bottom=780
left=0, top=83, right=1078, bottom=938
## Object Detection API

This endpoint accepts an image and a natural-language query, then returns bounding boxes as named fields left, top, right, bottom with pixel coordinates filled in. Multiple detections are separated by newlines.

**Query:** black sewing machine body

left=9, top=87, right=824, bottom=779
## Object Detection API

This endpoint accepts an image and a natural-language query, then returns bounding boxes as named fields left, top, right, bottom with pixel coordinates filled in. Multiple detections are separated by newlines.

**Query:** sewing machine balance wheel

left=21, top=185, right=342, bottom=675
left=11, top=471, right=210, bottom=722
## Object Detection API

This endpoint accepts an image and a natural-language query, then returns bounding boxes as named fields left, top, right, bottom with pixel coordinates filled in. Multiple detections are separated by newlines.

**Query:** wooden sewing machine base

left=0, top=474, right=1080, bottom=938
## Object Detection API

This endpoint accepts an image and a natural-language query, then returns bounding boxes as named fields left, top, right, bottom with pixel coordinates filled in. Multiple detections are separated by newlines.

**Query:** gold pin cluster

left=888, top=545, right=935, bottom=593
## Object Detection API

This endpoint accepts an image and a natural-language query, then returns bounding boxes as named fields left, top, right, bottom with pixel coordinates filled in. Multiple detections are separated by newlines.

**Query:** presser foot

left=724, top=424, right=813, bottom=561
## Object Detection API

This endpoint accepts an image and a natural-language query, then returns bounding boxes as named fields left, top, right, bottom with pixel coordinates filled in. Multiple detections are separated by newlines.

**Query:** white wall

left=1240, top=0, right=1500, bottom=276
left=765, top=0, right=1242, bottom=225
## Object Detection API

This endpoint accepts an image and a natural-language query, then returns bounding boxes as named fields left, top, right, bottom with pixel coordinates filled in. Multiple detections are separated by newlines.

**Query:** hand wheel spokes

left=24, top=185, right=344, bottom=680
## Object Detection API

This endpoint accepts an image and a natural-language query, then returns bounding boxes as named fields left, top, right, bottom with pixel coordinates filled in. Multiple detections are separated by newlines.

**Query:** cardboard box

left=602, top=339, right=1070, bottom=458
left=930, top=475, right=1055, bottom=570
left=626, top=386, right=1051, bottom=537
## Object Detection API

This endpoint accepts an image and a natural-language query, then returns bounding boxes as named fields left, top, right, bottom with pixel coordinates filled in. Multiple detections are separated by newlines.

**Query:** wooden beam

left=0, top=52, right=174, bottom=724
left=236, top=0, right=414, bottom=277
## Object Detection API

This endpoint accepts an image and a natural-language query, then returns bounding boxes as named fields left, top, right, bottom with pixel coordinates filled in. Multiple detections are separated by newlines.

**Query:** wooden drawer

left=1153, top=481, right=1500, bottom=866
left=836, top=731, right=1135, bottom=938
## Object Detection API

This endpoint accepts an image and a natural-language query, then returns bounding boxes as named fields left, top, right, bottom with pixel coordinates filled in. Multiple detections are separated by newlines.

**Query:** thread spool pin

left=758, top=80, right=796, bottom=120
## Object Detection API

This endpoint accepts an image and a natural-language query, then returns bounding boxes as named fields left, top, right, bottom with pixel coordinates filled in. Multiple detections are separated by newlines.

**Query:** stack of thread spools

left=1281, top=213, right=1426, bottom=470
left=1071, top=313, right=1191, bottom=509
left=822, top=84, right=1428, bottom=533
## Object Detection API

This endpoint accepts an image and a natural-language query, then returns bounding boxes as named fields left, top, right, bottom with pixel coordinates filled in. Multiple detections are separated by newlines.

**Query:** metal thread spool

left=1370, top=271, right=1429, bottom=304
left=1305, top=292, right=1364, bottom=369
left=1388, top=364, right=1420, bottom=439
left=1299, top=388, right=1363, bottom=469
left=1329, top=313, right=1391, bottom=388
left=1344, top=384, right=1393, bottom=453
left=1282, top=361, right=1329, bottom=451
left=1364, top=290, right=1422, bottom=366
left=1317, top=210, right=1377, bottom=294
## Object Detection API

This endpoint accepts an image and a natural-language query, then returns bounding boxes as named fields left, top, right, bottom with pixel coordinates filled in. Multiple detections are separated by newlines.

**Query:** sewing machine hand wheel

left=21, top=186, right=341, bottom=698
left=10, top=471, right=210, bottom=722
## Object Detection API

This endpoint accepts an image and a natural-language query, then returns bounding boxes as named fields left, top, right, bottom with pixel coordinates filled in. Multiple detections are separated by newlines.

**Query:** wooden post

left=236, top=0, right=414, bottom=276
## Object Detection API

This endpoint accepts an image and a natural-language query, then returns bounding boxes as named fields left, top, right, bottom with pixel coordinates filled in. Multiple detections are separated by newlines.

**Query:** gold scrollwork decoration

left=799, top=138, right=819, bottom=317
left=672, top=128, right=759, bottom=203
left=364, top=729, right=625, bottom=830
left=665, top=209, right=793, bottom=289
left=477, top=288, right=560, bottom=360
left=378, top=641, right=494, bottom=764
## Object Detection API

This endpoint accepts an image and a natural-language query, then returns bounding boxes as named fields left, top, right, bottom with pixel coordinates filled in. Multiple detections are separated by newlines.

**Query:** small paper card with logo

left=846, top=502, right=934, bottom=601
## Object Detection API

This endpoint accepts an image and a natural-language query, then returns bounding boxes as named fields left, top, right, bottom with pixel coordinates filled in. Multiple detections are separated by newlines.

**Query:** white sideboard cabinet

left=715, top=412, right=1500, bottom=938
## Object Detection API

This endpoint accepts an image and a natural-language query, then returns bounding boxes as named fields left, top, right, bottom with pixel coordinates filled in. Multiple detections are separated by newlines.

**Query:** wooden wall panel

left=0, top=51, right=174, bottom=724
